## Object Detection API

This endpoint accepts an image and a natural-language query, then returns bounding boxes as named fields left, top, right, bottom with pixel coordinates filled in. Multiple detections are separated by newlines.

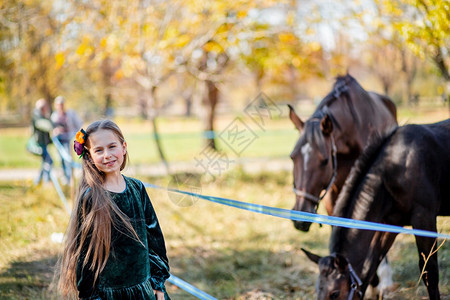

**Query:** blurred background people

left=32, top=98, right=54, bottom=185
left=51, top=96, right=83, bottom=185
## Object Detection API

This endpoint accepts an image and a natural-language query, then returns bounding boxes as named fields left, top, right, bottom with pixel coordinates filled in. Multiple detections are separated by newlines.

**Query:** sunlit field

left=0, top=170, right=448, bottom=299
left=0, top=103, right=448, bottom=169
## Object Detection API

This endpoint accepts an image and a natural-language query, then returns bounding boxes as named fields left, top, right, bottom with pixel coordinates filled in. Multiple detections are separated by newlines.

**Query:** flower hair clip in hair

left=74, top=129, right=87, bottom=157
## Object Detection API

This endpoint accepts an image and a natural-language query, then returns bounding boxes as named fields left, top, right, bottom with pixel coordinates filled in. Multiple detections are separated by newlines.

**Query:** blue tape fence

left=143, top=182, right=450, bottom=240
left=168, top=275, right=217, bottom=300
left=50, top=138, right=449, bottom=299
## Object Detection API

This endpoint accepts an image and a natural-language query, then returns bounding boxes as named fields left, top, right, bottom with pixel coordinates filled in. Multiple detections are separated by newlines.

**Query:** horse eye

left=320, top=158, right=329, bottom=166
left=330, top=290, right=340, bottom=299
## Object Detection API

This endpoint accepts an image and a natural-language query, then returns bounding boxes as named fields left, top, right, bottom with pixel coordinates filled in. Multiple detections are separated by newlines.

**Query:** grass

left=0, top=180, right=67, bottom=299
left=0, top=170, right=448, bottom=299
left=0, top=128, right=41, bottom=169
left=1, top=104, right=448, bottom=170
left=0, top=116, right=299, bottom=170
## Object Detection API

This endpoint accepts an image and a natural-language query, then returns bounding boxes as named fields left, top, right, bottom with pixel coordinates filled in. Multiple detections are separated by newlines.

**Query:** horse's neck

left=329, top=104, right=367, bottom=155
left=331, top=171, right=390, bottom=289
left=331, top=227, right=379, bottom=289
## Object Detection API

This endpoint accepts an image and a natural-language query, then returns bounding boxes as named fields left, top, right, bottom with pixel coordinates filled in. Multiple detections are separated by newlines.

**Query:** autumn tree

left=375, top=0, right=449, bottom=102
left=176, top=1, right=282, bottom=150
left=1, top=0, right=64, bottom=120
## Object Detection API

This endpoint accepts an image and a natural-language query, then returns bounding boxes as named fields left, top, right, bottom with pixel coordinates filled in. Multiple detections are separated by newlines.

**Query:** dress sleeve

left=75, top=194, right=101, bottom=299
left=141, top=183, right=170, bottom=294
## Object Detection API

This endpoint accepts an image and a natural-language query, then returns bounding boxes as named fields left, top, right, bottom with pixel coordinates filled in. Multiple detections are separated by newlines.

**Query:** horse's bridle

left=293, top=134, right=337, bottom=206
left=347, top=261, right=363, bottom=300
left=292, top=79, right=348, bottom=207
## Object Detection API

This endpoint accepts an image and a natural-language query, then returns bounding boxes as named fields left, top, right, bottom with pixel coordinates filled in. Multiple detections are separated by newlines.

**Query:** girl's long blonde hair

left=56, top=120, right=141, bottom=298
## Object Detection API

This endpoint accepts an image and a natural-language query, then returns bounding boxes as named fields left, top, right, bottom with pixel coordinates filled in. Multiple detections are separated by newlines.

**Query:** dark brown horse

left=289, top=74, right=397, bottom=232
left=303, top=119, right=450, bottom=300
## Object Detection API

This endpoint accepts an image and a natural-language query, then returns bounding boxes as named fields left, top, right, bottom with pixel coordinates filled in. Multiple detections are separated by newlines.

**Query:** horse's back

left=364, top=92, right=398, bottom=137
left=385, top=119, right=450, bottom=216
left=399, top=119, right=450, bottom=154
left=368, top=92, right=397, bottom=121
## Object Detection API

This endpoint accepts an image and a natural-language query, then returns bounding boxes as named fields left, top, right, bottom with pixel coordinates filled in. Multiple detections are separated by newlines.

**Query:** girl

left=57, top=120, right=170, bottom=300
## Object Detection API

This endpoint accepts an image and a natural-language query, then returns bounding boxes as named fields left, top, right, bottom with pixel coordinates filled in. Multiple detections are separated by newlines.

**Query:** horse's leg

left=376, top=257, right=393, bottom=294
left=365, top=256, right=394, bottom=299
left=373, top=232, right=397, bottom=299
left=412, top=219, right=440, bottom=300
left=365, top=274, right=379, bottom=299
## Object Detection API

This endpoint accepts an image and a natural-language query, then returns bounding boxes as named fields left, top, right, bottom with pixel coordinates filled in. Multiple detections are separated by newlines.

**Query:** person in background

left=32, top=98, right=54, bottom=185
left=51, top=96, right=83, bottom=184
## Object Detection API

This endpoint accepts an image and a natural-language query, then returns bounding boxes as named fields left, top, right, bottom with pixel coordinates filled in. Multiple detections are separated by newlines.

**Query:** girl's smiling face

left=88, top=129, right=127, bottom=176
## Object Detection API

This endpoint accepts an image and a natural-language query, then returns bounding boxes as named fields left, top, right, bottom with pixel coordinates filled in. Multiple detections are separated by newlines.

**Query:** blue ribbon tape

left=144, top=182, right=450, bottom=239
left=168, top=274, right=217, bottom=300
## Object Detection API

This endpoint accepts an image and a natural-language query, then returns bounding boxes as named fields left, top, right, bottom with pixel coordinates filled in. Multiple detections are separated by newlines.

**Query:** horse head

left=289, top=104, right=337, bottom=231
left=302, top=248, right=363, bottom=300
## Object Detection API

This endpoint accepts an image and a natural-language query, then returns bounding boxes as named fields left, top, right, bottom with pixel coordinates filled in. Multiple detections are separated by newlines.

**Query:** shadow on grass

left=0, top=254, right=58, bottom=300
left=0, top=248, right=316, bottom=300
left=167, top=246, right=317, bottom=299
left=0, top=237, right=448, bottom=299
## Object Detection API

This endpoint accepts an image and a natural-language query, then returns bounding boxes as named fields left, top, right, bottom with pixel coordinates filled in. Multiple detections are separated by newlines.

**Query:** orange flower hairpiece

left=74, top=129, right=87, bottom=157
left=75, top=129, right=86, bottom=144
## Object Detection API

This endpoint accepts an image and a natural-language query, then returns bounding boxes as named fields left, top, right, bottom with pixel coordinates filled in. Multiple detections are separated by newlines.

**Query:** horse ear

left=320, top=114, right=333, bottom=136
left=334, top=254, right=349, bottom=272
left=288, top=104, right=304, bottom=131
left=301, top=248, right=322, bottom=264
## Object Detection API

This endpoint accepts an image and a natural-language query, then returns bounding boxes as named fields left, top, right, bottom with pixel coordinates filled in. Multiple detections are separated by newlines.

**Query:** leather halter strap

left=293, top=134, right=337, bottom=206
left=347, top=262, right=363, bottom=300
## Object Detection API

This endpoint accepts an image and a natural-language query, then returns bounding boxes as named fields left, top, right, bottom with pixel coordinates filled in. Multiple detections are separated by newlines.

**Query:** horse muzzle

left=293, top=220, right=312, bottom=232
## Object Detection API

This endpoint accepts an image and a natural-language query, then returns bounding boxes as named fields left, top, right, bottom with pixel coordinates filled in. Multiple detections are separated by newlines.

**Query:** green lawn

left=0, top=116, right=299, bottom=169
left=1, top=105, right=448, bottom=170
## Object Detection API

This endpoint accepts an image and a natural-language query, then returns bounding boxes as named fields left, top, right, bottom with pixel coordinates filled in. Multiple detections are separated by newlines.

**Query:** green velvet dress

left=76, top=176, right=170, bottom=300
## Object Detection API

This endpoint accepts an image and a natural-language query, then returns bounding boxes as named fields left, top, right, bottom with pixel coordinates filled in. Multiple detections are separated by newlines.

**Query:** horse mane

left=292, top=74, right=381, bottom=160
left=317, top=74, right=379, bottom=128
left=332, top=127, right=398, bottom=219
left=329, top=127, right=398, bottom=254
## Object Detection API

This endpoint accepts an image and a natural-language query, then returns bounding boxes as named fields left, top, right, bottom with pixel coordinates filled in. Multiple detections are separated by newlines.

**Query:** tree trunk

left=101, top=57, right=115, bottom=117
left=382, top=78, right=390, bottom=97
left=104, top=93, right=113, bottom=117
left=148, top=86, right=170, bottom=174
left=288, top=65, right=298, bottom=101
left=401, top=49, right=418, bottom=106
left=204, top=80, right=218, bottom=150
left=254, top=68, right=264, bottom=92
left=433, top=49, right=450, bottom=81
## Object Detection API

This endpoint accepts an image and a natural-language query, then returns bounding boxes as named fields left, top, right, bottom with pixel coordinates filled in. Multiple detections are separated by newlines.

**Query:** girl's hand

left=154, top=289, right=165, bottom=300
